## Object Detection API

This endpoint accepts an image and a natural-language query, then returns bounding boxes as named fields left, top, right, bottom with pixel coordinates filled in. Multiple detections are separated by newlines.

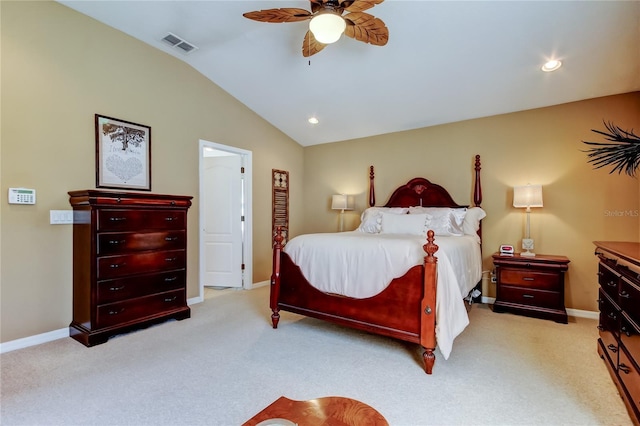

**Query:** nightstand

left=492, top=253, right=570, bottom=323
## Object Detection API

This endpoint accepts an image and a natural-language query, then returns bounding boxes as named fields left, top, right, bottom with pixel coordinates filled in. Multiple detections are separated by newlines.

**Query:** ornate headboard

left=369, top=155, right=482, bottom=209
left=383, top=177, right=466, bottom=208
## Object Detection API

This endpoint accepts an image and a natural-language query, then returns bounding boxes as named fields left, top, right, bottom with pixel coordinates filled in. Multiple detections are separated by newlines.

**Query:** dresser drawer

left=96, top=289, right=186, bottom=328
left=499, top=285, right=562, bottom=308
left=621, top=314, right=640, bottom=360
left=599, top=262, right=621, bottom=301
left=499, top=268, right=559, bottom=290
left=600, top=329, right=619, bottom=366
left=96, top=270, right=186, bottom=304
left=97, top=209, right=186, bottom=232
left=600, top=289, right=620, bottom=338
left=620, top=277, right=640, bottom=326
left=97, top=230, right=185, bottom=255
left=618, top=346, right=640, bottom=411
left=97, top=249, right=185, bottom=280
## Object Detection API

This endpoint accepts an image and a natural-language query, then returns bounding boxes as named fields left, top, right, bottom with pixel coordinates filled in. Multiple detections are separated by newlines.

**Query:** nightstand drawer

left=499, top=285, right=562, bottom=308
left=500, top=269, right=559, bottom=290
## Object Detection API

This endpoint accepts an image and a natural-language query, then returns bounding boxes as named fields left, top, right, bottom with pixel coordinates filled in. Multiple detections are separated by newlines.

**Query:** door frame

left=198, top=139, right=253, bottom=301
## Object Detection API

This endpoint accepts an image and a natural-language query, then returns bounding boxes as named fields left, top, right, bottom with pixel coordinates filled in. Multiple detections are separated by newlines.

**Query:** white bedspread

left=283, top=231, right=482, bottom=360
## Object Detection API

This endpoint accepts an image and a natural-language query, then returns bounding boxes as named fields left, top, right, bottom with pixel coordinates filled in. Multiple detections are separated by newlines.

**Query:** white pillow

left=408, top=207, right=466, bottom=236
left=408, top=207, right=467, bottom=225
left=380, top=212, right=430, bottom=236
left=462, top=207, right=486, bottom=236
left=357, top=207, right=409, bottom=233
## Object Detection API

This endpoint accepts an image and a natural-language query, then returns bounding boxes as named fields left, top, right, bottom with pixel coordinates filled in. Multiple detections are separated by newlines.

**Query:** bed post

left=473, top=155, right=482, bottom=243
left=270, top=226, right=285, bottom=328
left=420, top=230, right=438, bottom=374
left=369, top=165, right=375, bottom=207
left=474, top=155, right=482, bottom=207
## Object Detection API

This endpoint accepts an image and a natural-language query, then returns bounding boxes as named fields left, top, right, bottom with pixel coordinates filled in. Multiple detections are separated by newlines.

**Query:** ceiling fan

left=243, top=0, right=388, bottom=57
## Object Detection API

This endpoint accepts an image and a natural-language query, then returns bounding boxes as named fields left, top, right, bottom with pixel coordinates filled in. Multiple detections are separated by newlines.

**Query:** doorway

left=198, top=140, right=253, bottom=301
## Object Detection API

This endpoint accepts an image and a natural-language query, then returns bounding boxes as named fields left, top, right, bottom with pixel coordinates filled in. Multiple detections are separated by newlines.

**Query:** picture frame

left=95, top=114, right=151, bottom=191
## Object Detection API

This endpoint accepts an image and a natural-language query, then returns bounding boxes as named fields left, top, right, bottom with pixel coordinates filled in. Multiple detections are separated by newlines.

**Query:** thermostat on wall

left=8, top=188, right=36, bottom=205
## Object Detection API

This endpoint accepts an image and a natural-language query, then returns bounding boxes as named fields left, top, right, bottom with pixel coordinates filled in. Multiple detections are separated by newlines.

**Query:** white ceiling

left=57, top=0, right=640, bottom=147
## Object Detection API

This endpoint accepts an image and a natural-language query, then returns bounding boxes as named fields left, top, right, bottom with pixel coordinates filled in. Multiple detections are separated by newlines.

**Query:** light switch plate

left=50, top=210, right=73, bottom=224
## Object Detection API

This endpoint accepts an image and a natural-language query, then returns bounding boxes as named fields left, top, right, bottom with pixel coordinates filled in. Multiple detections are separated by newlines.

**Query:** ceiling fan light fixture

left=309, top=12, right=346, bottom=44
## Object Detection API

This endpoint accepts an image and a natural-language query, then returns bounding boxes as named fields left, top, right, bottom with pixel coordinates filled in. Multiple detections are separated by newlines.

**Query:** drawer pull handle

left=607, top=344, right=618, bottom=353
left=108, top=239, right=126, bottom=245
left=164, top=276, right=178, bottom=282
left=164, top=296, right=177, bottom=302
left=622, top=326, right=632, bottom=337
left=523, top=277, right=535, bottom=281
left=619, top=291, right=630, bottom=299
left=109, top=217, right=127, bottom=222
left=165, top=236, right=178, bottom=242
left=607, top=312, right=617, bottom=320
left=608, top=281, right=617, bottom=287
left=597, top=325, right=604, bottom=331
left=620, top=364, right=632, bottom=374
left=165, top=217, right=176, bottom=222
left=165, top=257, right=177, bottom=262
left=109, top=285, right=125, bottom=291
left=110, top=263, right=126, bottom=269
left=597, top=272, right=604, bottom=277
left=522, top=294, right=534, bottom=299
left=108, top=308, right=125, bottom=315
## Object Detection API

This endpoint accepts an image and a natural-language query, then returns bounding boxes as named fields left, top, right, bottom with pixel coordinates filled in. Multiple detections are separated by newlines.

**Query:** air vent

left=161, top=32, right=198, bottom=55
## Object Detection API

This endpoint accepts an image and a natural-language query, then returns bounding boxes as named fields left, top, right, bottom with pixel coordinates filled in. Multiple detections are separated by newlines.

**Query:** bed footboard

left=270, top=227, right=439, bottom=375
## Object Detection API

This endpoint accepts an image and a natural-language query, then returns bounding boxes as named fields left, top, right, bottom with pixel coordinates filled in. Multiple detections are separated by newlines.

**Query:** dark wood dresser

left=69, top=190, right=192, bottom=346
left=595, top=241, right=640, bottom=424
left=492, top=253, right=570, bottom=323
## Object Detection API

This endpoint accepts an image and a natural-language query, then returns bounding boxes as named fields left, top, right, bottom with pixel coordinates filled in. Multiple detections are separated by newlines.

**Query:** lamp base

left=520, top=250, right=536, bottom=257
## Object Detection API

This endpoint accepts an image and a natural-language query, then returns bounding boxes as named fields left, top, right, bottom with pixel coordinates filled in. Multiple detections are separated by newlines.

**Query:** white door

left=202, top=152, right=243, bottom=288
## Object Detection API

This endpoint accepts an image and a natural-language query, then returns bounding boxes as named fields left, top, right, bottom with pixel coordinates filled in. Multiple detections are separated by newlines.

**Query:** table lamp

left=513, top=184, right=543, bottom=257
left=331, top=194, right=352, bottom=232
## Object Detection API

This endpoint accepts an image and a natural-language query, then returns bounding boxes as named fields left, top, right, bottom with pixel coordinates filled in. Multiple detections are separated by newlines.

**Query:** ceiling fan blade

left=243, top=8, right=313, bottom=23
left=302, top=31, right=327, bottom=57
left=344, top=12, right=388, bottom=46
left=342, top=0, right=384, bottom=13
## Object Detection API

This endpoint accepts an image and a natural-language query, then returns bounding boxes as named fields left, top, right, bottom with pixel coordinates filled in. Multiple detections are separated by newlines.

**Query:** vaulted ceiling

left=58, top=1, right=640, bottom=147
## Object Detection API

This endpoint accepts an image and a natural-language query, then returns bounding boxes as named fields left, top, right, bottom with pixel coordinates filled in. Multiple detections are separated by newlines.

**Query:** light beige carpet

left=0, top=285, right=632, bottom=425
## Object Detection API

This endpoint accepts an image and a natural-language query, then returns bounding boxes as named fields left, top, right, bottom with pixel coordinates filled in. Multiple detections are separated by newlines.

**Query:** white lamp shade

left=513, top=185, right=543, bottom=208
left=309, top=13, right=346, bottom=44
left=331, top=194, right=347, bottom=210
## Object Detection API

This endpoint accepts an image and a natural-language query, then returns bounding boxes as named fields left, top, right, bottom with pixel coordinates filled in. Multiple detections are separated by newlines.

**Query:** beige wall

left=303, top=92, right=640, bottom=312
left=1, top=1, right=304, bottom=343
left=2, top=1, right=639, bottom=345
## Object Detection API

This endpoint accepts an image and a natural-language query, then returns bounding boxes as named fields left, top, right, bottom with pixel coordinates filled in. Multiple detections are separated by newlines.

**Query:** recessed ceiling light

left=541, top=60, right=562, bottom=72
left=308, top=117, right=319, bottom=124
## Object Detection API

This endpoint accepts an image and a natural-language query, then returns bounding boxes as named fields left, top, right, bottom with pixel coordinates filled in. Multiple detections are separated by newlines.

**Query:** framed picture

left=95, top=114, right=151, bottom=191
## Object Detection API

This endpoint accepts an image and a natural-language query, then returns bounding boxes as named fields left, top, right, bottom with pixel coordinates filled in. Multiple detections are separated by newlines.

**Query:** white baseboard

left=481, top=296, right=496, bottom=304
left=0, top=327, right=69, bottom=354
left=567, top=307, right=599, bottom=320
left=188, top=295, right=204, bottom=305
left=251, top=280, right=269, bottom=289
left=0, top=288, right=600, bottom=354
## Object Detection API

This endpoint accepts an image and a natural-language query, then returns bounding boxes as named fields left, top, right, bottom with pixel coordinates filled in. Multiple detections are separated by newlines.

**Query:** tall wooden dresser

left=595, top=241, right=640, bottom=424
left=69, top=190, right=192, bottom=346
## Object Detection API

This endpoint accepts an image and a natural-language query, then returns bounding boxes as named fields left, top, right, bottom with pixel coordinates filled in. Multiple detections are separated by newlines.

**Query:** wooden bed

left=270, top=155, right=483, bottom=374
